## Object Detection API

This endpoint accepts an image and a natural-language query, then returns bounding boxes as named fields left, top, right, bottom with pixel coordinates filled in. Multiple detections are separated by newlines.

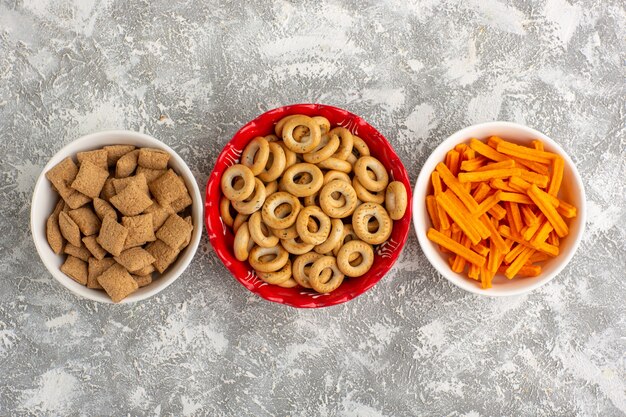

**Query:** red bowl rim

left=205, top=103, right=412, bottom=308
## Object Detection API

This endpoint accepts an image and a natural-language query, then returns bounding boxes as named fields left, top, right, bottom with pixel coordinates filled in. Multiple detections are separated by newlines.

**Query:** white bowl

left=412, top=122, right=586, bottom=296
left=31, top=130, right=203, bottom=303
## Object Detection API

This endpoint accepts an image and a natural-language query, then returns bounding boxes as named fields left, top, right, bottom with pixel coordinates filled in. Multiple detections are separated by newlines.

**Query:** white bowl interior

left=412, top=122, right=586, bottom=296
left=30, top=130, right=203, bottom=304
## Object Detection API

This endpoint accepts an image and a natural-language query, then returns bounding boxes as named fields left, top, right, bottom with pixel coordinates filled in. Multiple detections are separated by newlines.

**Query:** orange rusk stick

left=458, top=168, right=522, bottom=183
left=504, top=246, right=535, bottom=278
left=455, top=143, right=468, bottom=153
left=527, top=184, right=569, bottom=237
left=469, top=138, right=509, bottom=162
left=548, top=157, right=564, bottom=196
left=468, top=263, right=480, bottom=280
left=548, top=230, right=560, bottom=246
left=426, top=195, right=440, bottom=230
left=530, top=221, right=554, bottom=246
left=556, top=200, right=577, bottom=218
left=509, top=202, right=524, bottom=234
left=475, top=190, right=503, bottom=217
left=489, top=204, right=507, bottom=220
left=475, top=160, right=516, bottom=172
left=496, top=140, right=557, bottom=165
left=471, top=243, right=490, bottom=257
left=435, top=162, right=479, bottom=212
left=499, top=192, right=533, bottom=204
left=531, top=140, right=544, bottom=151
left=490, top=179, right=518, bottom=192
left=446, top=150, right=461, bottom=176
left=460, top=156, right=487, bottom=171
left=481, top=214, right=509, bottom=254
left=518, top=169, right=550, bottom=188
left=439, top=228, right=452, bottom=253
left=529, top=252, right=550, bottom=263
left=487, top=137, right=550, bottom=175
left=509, top=176, right=560, bottom=206
left=427, top=228, right=486, bottom=266
left=451, top=235, right=471, bottom=273
left=498, top=225, right=559, bottom=257
left=431, top=172, right=451, bottom=230
left=461, top=148, right=475, bottom=161
left=522, top=213, right=546, bottom=241
left=499, top=264, right=541, bottom=277
left=487, top=242, right=501, bottom=273
left=436, top=191, right=482, bottom=244
left=521, top=205, right=539, bottom=226
left=444, top=190, right=490, bottom=239
left=504, top=243, right=525, bottom=264
left=480, top=266, right=494, bottom=288
left=472, top=182, right=492, bottom=203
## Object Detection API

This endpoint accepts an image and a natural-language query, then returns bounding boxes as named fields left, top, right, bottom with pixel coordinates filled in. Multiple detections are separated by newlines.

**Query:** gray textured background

left=0, top=0, right=625, bottom=415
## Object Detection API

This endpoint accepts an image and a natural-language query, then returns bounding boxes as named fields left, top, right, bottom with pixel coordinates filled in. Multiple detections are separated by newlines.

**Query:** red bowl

left=205, top=104, right=412, bottom=308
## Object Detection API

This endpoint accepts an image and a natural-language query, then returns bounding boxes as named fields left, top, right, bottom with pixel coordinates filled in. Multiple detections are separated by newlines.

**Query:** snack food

left=45, top=145, right=194, bottom=302
left=425, top=137, right=577, bottom=288
left=220, top=114, right=408, bottom=294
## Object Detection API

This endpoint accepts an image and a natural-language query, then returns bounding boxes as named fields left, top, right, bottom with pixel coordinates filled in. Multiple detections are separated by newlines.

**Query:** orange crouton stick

left=489, top=204, right=507, bottom=220
left=436, top=191, right=482, bottom=244
left=431, top=172, right=451, bottom=230
left=460, top=156, right=488, bottom=172
left=548, top=230, right=560, bottom=246
left=481, top=214, right=509, bottom=254
left=522, top=222, right=541, bottom=241
left=490, top=179, right=518, bottom=192
left=499, top=192, right=533, bottom=204
left=509, top=202, right=524, bottom=234
left=487, top=137, right=550, bottom=175
left=480, top=266, right=494, bottom=288
left=436, top=162, right=479, bottom=212
left=487, top=242, right=501, bottom=273
left=529, top=252, right=550, bottom=263
left=425, top=195, right=440, bottom=230
left=475, top=160, right=516, bottom=172
left=520, top=205, right=539, bottom=226
left=427, top=228, right=486, bottom=266
left=556, top=200, right=577, bottom=218
left=475, top=190, right=503, bottom=217
left=499, top=225, right=559, bottom=257
left=496, top=140, right=557, bottom=165
left=499, top=264, right=541, bottom=277
left=469, top=138, right=510, bottom=162
left=468, top=263, right=480, bottom=280
left=527, top=184, right=569, bottom=237
left=472, top=182, right=492, bottom=203
left=504, top=243, right=525, bottom=264
left=548, top=157, right=564, bottom=196
left=518, top=170, right=550, bottom=188
left=451, top=235, right=471, bottom=273
left=509, top=176, right=560, bottom=206
left=439, top=190, right=490, bottom=243
left=471, top=243, right=490, bottom=257
left=504, top=246, right=535, bottom=279
left=530, top=221, right=554, bottom=247
left=446, top=150, right=461, bottom=176
left=458, top=168, right=522, bottom=183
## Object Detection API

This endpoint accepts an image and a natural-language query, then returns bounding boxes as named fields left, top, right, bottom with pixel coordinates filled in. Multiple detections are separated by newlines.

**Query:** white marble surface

left=0, top=0, right=625, bottom=415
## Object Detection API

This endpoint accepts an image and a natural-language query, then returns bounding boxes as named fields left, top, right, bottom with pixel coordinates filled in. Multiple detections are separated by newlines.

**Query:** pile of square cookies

left=45, top=145, right=194, bottom=302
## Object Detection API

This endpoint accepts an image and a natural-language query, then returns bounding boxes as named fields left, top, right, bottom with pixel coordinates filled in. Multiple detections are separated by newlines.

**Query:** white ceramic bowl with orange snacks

left=412, top=122, right=586, bottom=296
left=30, top=130, right=203, bottom=303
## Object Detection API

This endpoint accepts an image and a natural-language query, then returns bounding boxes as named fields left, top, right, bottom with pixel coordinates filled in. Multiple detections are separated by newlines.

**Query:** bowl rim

left=30, top=129, right=203, bottom=304
left=412, top=121, right=587, bottom=297
left=205, top=103, right=413, bottom=308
